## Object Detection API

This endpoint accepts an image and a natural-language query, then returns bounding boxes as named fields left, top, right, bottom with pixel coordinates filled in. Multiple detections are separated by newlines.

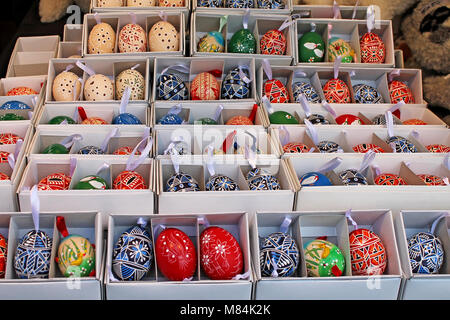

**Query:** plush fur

left=39, top=0, right=90, bottom=23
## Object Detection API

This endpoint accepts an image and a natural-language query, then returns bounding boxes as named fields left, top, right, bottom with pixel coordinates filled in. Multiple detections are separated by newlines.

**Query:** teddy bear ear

left=419, top=6, right=450, bottom=34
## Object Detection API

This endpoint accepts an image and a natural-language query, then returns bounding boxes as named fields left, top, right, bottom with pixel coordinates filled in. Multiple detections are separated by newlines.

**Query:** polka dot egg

left=52, top=71, right=82, bottom=101
left=88, top=22, right=116, bottom=54
left=97, top=0, right=123, bottom=7
left=148, top=21, right=179, bottom=52
left=115, top=69, right=145, bottom=100
left=158, top=0, right=184, bottom=6
left=127, top=0, right=155, bottom=5
left=118, top=24, right=147, bottom=53
left=84, top=74, right=114, bottom=101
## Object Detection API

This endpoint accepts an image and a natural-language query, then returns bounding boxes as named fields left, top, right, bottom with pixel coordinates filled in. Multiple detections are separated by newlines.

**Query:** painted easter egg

left=0, top=114, right=25, bottom=121
left=246, top=168, right=281, bottom=191
left=84, top=74, right=114, bottom=101
left=0, top=133, right=21, bottom=145
left=97, top=0, right=123, bottom=6
left=190, top=72, right=220, bottom=101
left=403, top=119, right=427, bottom=125
left=127, top=0, right=155, bottom=5
left=269, top=111, right=298, bottom=124
left=115, top=69, right=146, bottom=101
left=57, top=235, right=95, bottom=277
left=7, top=87, right=38, bottom=96
left=113, top=146, right=141, bottom=155
left=81, top=117, right=108, bottom=125
left=418, top=174, right=446, bottom=186
left=0, top=151, right=9, bottom=163
left=0, top=101, right=31, bottom=110
left=221, top=67, right=251, bottom=100
left=226, top=0, right=253, bottom=8
left=305, top=114, right=330, bottom=125
left=338, top=169, right=368, bottom=186
left=226, top=116, right=253, bottom=125
left=200, top=226, right=244, bottom=280
left=198, top=32, right=225, bottom=53
left=113, top=171, right=147, bottom=190
left=0, top=234, right=6, bottom=278
left=353, top=84, right=383, bottom=104
left=317, top=140, right=343, bottom=153
left=352, top=143, right=385, bottom=153
left=165, top=172, right=200, bottom=192
left=408, top=232, right=444, bottom=274
left=328, top=37, right=354, bottom=63
left=118, top=23, right=147, bottom=53
left=195, top=117, right=218, bottom=125
left=37, top=173, right=71, bottom=191
left=292, top=82, right=320, bottom=103
left=157, top=73, right=188, bottom=101
left=299, top=31, right=325, bottom=63
left=155, top=228, right=197, bottom=281
left=260, top=29, right=286, bottom=55
left=374, top=173, right=407, bottom=186
left=148, top=21, right=179, bottom=52
left=389, top=80, right=415, bottom=104
left=52, top=71, right=82, bottom=101
left=386, top=136, right=418, bottom=153
left=349, top=229, right=387, bottom=276
left=260, top=232, right=299, bottom=277
left=426, top=144, right=450, bottom=153
left=264, top=79, right=289, bottom=103
left=299, top=172, right=332, bottom=187
left=335, top=114, right=365, bottom=125
left=360, top=32, right=386, bottom=64
left=371, top=114, right=402, bottom=125
left=206, top=174, right=239, bottom=191
left=42, top=144, right=69, bottom=154
left=304, top=239, right=345, bottom=277
left=48, top=116, right=76, bottom=125
left=257, top=0, right=284, bottom=9
left=78, top=146, right=105, bottom=155
left=323, top=78, right=351, bottom=103
left=74, top=175, right=109, bottom=190
left=228, top=29, right=257, bottom=54
left=159, top=0, right=184, bottom=6
left=112, top=113, right=142, bottom=125
left=112, top=225, right=153, bottom=281
left=197, top=0, right=223, bottom=6
left=283, top=142, right=310, bottom=153
left=88, top=23, right=116, bottom=54
left=14, top=230, right=52, bottom=279
left=158, top=113, right=183, bottom=125
left=0, top=172, right=9, bottom=180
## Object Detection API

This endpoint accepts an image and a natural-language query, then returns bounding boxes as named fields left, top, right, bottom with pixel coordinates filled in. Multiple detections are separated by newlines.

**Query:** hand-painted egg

left=113, top=171, right=147, bottom=189
left=257, top=0, right=284, bottom=9
left=74, top=175, right=109, bottom=190
left=200, top=226, right=244, bottom=280
left=112, top=113, right=142, bottom=125
left=197, top=0, right=223, bottom=6
left=246, top=168, right=281, bottom=191
left=226, top=115, right=253, bottom=125
left=292, top=82, right=320, bottom=103
left=299, top=172, right=332, bottom=186
left=196, top=117, right=218, bottom=125
left=37, top=173, right=71, bottom=191
left=116, top=69, right=146, bottom=101
left=260, top=29, right=286, bottom=56
left=226, top=0, right=253, bottom=8
left=148, top=21, right=179, bottom=52
left=317, top=140, right=343, bottom=153
left=190, top=72, right=220, bottom=100
left=418, top=174, right=446, bottom=186
left=155, top=228, right=197, bottom=281
left=304, top=239, right=345, bottom=277
left=0, top=133, right=21, bottom=145
left=0, top=172, right=10, bottom=180
left=158, top=113, right=183, bottom=125
left=118, top=23, right=147, bottom=53
left=299, top=31, right=325, bottom=63
left=81, top=117, right=108, bottom=125
left=323, top=78, right=351, bottom=103
left=269, top=111, right=298, bottom=124
left=403, top=118, right=427, bottom=125
left=260, top=232, right=299, bottom=277
left=127, top=0, right=155, bottom=5
left=206, top=174, right=239, bottom=191
left=386, top=136, right=418, bottom=153
left=112, top=225, right=153, bottom=281
left=52, top=71, right=82, bottom=101
left=48, top=116, right=76, bottom=125
left=305, top=114, right=330, bottom=125
left=88, top=23, right=116, bottom=54
left=165, top=172, right=200, bottom=192
left=0, top=234, right=7, bottom=278
left=0, top=100, right=31, bottom=110
left=14, top=230, right=52, bottom=279
left=353, top=84, right=383, bottom=104
left=349, top=228, right=387, bottom=276
left=159, top=0, right=184, bottom=6
left=97, top=0, right=123, bottom=6
left=408, top=232, right=444, bottom=274
left=360, top=32, right=386, bottom=64
left=328, top=37, right=355, bottom=63
left=228, top=29, right=257, bottom=54
left=84, top=74, right=114, bottom=101
left=57, top=235, right=95, bottom=277
left=264, top=79, right=289, bottom=103
left=426, top=144, right=450, bottom=153
left=371, top=114, right=402, bottom=125
left=42, top=144, right=70, bottom=154
left=198, top=32, right=225, bottom=53
left=335, top=114, right=365, bottom=125
left=0, top=151, right=9, bottom=163
left=374, top=173, right=406, bottom=185
left=221, top=67, right=251, bottom=100
left=157, top=73, right=188, bottom=101
left=7, top=87, right=38, bottom=96
left=339, top=169, right=368, bottom=186
left=283, top=142, right=310, bottom=153
left=389, top=80, right=415, bottom=104
left=352, top=143, right=385, bottom=153
left=0, top=114, right=25, bottom=121
left=78, top=146, right=105, bottom=155
left=113, top=146, right=140, bottom=155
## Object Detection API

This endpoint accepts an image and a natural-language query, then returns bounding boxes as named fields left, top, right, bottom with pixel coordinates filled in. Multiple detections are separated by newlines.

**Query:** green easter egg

left=269, top=111, right=299, bottom=125
left=228, top=29, right=257, bottom=54
left=304, top=239, right=346, bottom=277
left=48, top=116, right=76, bottom=125
left=299, top=32, right=325, bottom=63
left=42, top=144, right=69, bottom=154
left=0, top=113, right=25, bottom=121
left=195, top=117, right=218, bottom=125
left=74, top=175, right=109, bottom=190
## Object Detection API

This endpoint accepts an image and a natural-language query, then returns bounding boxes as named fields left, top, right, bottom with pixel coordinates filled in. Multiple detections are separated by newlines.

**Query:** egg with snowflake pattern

left=115, top=69, right=146, bottom=101
left=228, top=29, right=257, bottom=53
left=408, top=232, right=444, bottom=274
left=386, top=136, right=418, bottom=153
left=353, top=84, right=383, bottom=104
left=0, top=101, right=31, bottom=110
left=257, top=0, right=284, bottom=9
left=206, top=174, right=239, bottom=191
left=226, top=0, right=253, bottom=8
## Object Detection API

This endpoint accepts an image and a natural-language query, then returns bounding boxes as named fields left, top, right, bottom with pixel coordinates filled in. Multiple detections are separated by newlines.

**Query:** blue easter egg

left=112, top=113, right=142, bottom=125
left=292, top=82, right=321, bottom=104
left=299, top=172, right=332, bottom=187
left=257, top=0, right=284, bottom=9
left=197, top=0, right=223, bottom=7
left=0, top=100, right=31, bottom=110
left=157, top=73, right=188, bottom=101
left=353, top=84, right=383, bottom=104
left=78, top=146, right=105, bottom=155
left=158, top=113, right=183, bottom=125
left=260, top=232, right=299, bottom=277
left=221, top=67, right=251, bottom=100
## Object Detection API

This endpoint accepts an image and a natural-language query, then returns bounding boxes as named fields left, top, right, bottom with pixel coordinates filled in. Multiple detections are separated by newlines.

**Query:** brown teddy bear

left=39, top=0, right=90, bottom=23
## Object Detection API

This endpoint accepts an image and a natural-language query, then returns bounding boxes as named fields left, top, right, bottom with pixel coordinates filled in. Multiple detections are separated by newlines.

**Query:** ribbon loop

left=298, top=94, right=311, bottom=117
left=170, top=147, right=181, bottom=174
left=278, top=17, right=296, bottom=32
left=137, top=217, right=147, bottom=228
left=444, top=153, right=450, bottom=171
left=205, top=143, right=216, bottom=177
left=101, top=128, right=119, bottom=153
left=168, top=103, right=183, bottom=115
left=317, top=157, right=342, bottom=173
left=94, top=12, right=101, bottom=25
left=160, top=64, right=190, bottom=76
left=163, top=136, right=185, bottom=155
left=261, top=59, right=272, bottom=81
left=333, top=56, right=342, bottom=80
left=242, top=8, right=250, bottom=30
left=279, top=125, right=290, bottom=146
left=119, top=86, right=131, bottom=115
left=261, top=96, right=274, bottom=115
left=244, top=144, right=257, bottom=169
left=359, top=150, right=376, bottom=173
left=270, top=257, right=279, bottom=278
left=366, top=5, right=376, bottom=33
left=70, top=157, right=77, bottom=177
left=345, top=209, right=358, bottom=230
left=310, top=22, right=316, bottom=33
left=65, top=64, right=74, bottom=73
left=129, top=12, right=137, bottom=25
left=321, top=100, right=337, bottom=118
left=214, top=105, right=224, bottom=122
left=333, top=0, right=341, bottom=19
left=30, top=185, right=40, bottom=231
left=280, top=217, right=292, bottom=234
left=159, top=11, right=168, bottom=22
left=304, top=119, right=319, bottom=146
left=138, top=127, right=151, bottom=154
left=219, top=15, right=228, bottom=33
left=385, top=111, right=394, bottom=138
left=197, top=217, right=210, bottom=228
left=60, top=134, right=82, bottom=149
left=238, top=65, right=252, bottom=84
left=76, top=60, right=95, bottom=77
left=232, top=270, right=251, bottom=280
left=126, top=137, right=153, bottom=172
left=7, top=153, right=15, bottom=170
left=96, top=162, right=110, bottom=176
left=352, top=0, right=360, bottom=19
left=388, top=69, right=401, bottom=82
left=388, top=100, right=405, bottom=114
left=372, top=164, right=382, bottom=177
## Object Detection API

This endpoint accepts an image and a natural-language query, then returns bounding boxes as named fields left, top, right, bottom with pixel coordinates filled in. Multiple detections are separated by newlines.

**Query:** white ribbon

left=168, top=103, right=183, bottom=115
left=388, top=101, right=405, bottom=114
left=372, top=165, right=382, bottom=177
left=76, top=60, right=95, bottom=77
left=444, top=153, right=450, bottom=171
left=137, top=217, right=148, bottom=228
left=131, top=64, right=140, bottom=71
left=119, top=86, right=131, bottom=115
left=238, top=65, right=252, bottom=84
left=410, top=130, right=420, bottom=140
left=30, top=185, right=40, bottom=231
left=279, top=125, right=290, bottom=146
left=310, top=22, right=316, bottom=33
left=205, top=143, right=216, bottom=176
left=388, top=69, right=401, bottom=82
left=244, top=144, right=256, bottom=169
left=60, top=134, right=83, bottom=149
left=270, top=257, right=279, bottom=278
left=333, top=0, right=341, bottom=19
left=94, top=12, right=101, bottom=25
left=170, top=146, right=181, bottom=174
left=317, top=157, right=343, bottom=174
left=242, top=8, right=250, bottom=30
left=299, top=94, right=312, bottom=117
left=304, top=119, right=319, bottom=145
left=280, top=217, right=292, bottom=234
left=345, top=209, right=358, bottom=229
left=293, top=70, right=307, bottom=79
left=278, top=17, right=296, bottom=32
left=261, top=96, right=274, bottom=115
left=214, top=105, right=224, bottom=122
left=366, top=5, right=376, bottom=33
left=160, top=64, right=190, bottom=76
left=159, top=11, right=168, bottom=22
left=65, top=64, right=74, bottom=73
left=333, top=56, right=342, bottom=80
left=359, top=149, right=376, bottom=173
left=70, top=157, right=77, bottom=177
left=232, top=270, right=251, bottom=280
left=385, top=111, right=395, bottom=138
left=262, top=59, right=272, bottom=81
left=129, top=12, right=137, bottom=25
left=245, top=131, right=257, bottom=154
left=154, top=224, right=167, bottom=238
left=321, top=100, right=337, bottom=118
left=7, top=153, right=15, bottom=170
left=197, top=217, right=210, bottom=228
left=163, top=136, right=185, bottom=155
left=352, top=0, right=360, bottom=19
left=126, top=137, right=154, bottom=172
left=96, top=162, right=110, bottom=176
left=138, top=127, right=151, bottom=154
left=101, top=128, right=119, bottom=153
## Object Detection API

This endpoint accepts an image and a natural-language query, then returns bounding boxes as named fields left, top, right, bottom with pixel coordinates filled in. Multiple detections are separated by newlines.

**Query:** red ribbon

left=248, top=104, right=258, bottom=124
left=222, top=130, right=237, bottom=153
left=56, top=216, right=69, bottom=238
left=316, top=236, right=327, bottom=241
left=77, top=106, right=88, bottom=121
left=207, top=69, right=222, bottom=78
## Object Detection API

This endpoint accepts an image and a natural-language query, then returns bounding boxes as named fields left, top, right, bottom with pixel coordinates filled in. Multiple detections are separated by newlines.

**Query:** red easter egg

left=37, top=173, right=71, bottom=191
left=113, top=146, right=141, bottom=156
left=0, top=172, right=9, bottom=181
left=113, top=170, right=147, bottom=190
left=402, top=118, right=427, bottom=125
left=349, top=228, right=387, bottom=276
left=0, top=151, right=9, bottom=163
left=283, top=142, right=310, bottom=153
left=260, top=29, right=286, bottom=56
left=81, top=117, right=108, bottom=125
left=419, top=174, right=446, bottom=186
left=374, top=173, right=407, bottom=186
left=7, top=87, right=38, bottom=96
left=118, top=23, right=147, bottom=53
left=323, top=79, right=351, bottom=103
left=335, top=114, right=365, bottom=125
left=426, top=144, right=450, bottom=153
left=190, top=72, right=220, bottom=101
left=226, top=116, right=253, bottom=125
left=389, top=80, right=415, bottom=104
left=155, top=228, right=197, bottom=281
left=352, top=143, right=385, bottom=153
left=264, top=79, right=289, bottom=103
left=360, top=32, right=386, bottom=64
left=200, top=226, right=244, bottom=280
left=0, top=133, right=21, bottom=145
left=0, top=234, right=7, bottom=278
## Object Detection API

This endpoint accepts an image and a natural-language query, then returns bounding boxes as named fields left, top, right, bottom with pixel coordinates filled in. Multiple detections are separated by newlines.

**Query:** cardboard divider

left=64, top=24, right=83, bottom=42
left=58, top=42, right=83, bottom=59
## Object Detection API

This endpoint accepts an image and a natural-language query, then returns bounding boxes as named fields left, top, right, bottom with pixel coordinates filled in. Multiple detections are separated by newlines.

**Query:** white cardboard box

left=105, top=213, right=254, bottom=300
left=194, top=0, right=292, bottom=14
left=292, top=5, right=369, bottom=20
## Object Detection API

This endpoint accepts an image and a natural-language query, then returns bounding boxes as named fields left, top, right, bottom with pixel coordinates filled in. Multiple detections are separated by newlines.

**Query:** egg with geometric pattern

left=349, top=228, right=387, bottom=276
left=246, top=168, right=281, bottom=191
left=260, top=232, right=300, bottom=277
left=157, top=73, right=189, bottom=101
left=264, top=79, right=289, bottom=103
left=115, top=69, right=146, bottom=101
left=408, top=232, right=444, bottom=274
left=165, top=172, right=201, bottom=192
left=113, top=171, right=147, bottom=190
left=374, top=173, right=407, bottom=186
left=191, top=72, right=220, bottom=101
left=37, top=173, right=71, bottom=191
left=283, top=142, right=310, bottom=154
left=389, top=80, right=415, bottom=104
left=352, top=143, right=385, bottom=153
left=260, top=29, right=286, bottom=55
left=14, top=230, right=52, bottom=279
left=323, top=78, right=351, bottom=104
left=221, top=67, right=251, bottom=100
left=359, top=32, right=386, bottom=64
left=0, top=234, right=7, bottom=278
left=426, top=144, right=450, bottom=153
